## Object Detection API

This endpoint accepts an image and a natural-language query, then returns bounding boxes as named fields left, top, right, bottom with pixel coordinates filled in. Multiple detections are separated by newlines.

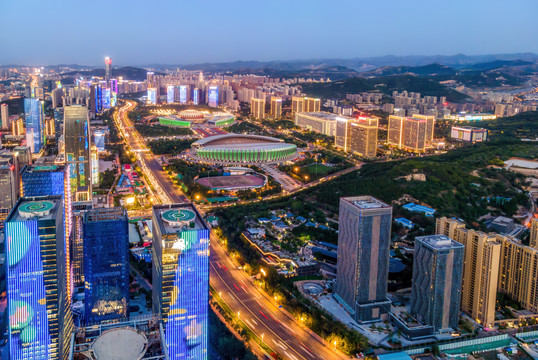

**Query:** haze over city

left=1, top=0, right=538, bottom=65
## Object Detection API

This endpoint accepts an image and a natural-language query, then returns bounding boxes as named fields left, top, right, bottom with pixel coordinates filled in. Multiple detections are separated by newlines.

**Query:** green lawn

left=304, top=163, right=332, bottom=175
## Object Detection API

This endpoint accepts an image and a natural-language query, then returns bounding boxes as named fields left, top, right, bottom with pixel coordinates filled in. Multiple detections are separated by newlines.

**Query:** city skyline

left=1, top=0, right=537, bottom=65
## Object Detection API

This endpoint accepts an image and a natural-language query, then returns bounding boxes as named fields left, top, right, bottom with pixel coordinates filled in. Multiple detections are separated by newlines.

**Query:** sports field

left=196, top=174, right=265, bottom=190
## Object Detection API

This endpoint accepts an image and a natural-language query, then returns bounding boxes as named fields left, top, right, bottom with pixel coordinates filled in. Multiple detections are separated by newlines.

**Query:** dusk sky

left=1, top=0, right=537, bottom=66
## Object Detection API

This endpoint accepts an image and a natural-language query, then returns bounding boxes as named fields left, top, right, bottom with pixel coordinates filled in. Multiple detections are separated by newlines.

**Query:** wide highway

left=114, top=101, right=346, bottom=360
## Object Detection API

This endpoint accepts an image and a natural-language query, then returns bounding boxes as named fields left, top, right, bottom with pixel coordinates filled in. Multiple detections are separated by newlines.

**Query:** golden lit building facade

left=387, top=115, right=429, bottom=153
left=250, top=98, right=266, bottom=119
left=270, top=96, right=282, bottom=119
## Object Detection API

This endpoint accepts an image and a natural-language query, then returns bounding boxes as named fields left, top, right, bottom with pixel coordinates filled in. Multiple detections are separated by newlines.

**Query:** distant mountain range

left=60, top=66, right=164, bottom=81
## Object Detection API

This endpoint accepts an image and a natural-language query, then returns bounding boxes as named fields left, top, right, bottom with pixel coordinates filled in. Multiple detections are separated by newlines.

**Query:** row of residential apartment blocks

left=436, top=217, right=538, bottom=328
left=293, top=111, right=438, bottom=157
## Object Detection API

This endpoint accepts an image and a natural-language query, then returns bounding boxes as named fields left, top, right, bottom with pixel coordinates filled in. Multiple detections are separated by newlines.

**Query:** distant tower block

left=105, top=56, right=112, bottom=82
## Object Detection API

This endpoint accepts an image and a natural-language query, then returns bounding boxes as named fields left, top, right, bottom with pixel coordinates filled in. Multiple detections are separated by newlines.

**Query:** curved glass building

left=193, top=134, right=297, bottom=164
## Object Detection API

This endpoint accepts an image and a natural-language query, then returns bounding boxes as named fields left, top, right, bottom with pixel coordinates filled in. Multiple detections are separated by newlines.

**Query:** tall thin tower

left=105, top=57, right=112, bottom=83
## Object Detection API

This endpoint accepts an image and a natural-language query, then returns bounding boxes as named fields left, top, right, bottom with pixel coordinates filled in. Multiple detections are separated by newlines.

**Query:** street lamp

left=262, top=333, right=264, bottom=341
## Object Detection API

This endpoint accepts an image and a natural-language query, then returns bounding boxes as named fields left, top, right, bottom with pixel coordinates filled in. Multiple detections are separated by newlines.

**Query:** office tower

left=192, top=88, right=199, bottom=105
left=410, top=235, right=464, bottom=332
left=51, top=88, right=64, bottom=109
left=1, top=103, right=9, bottom=130
left=102, top=88, right=111, bottom=109
left=64, top=105, right=92, bottom=202
left=348, top=118, right=379, bottom=158
left=110, top=78, right=118, bottom=93
left=12, top=117, right=25, bottom=136
left=334, top=196, right=392, bottom=323
left=179, top=85, right=188, bottom=104
left=0, top=160, right=20, bottom=224
left=530, top=218, right=538, bottom=249
left=270, top=96, right=282, bottom=118
left=24, top=98, right=45, bottom=153
left=250, top=98, right=266, bottom=119
left=91, top=145, right=99, bottom=186
left=89, top=85, right=97, bottom=117
left=412, top=114, right=435, bottom=144
left=147, top=88, right=158, bottom=105
left=152, top=203, right=210, bottom=359
left=304, top=97, right=321, bottom=112
left=14, top=146, right=32, bottom=169
left=93, top=130, right=106, bottom=152
left=72, top=202, right=93, bottom=286
left=105, top=57, right=112, bottom=82
left=387, top=115, right=405, bottom=148
left=291, top=96, right=304, bottom=114
left=44, top=118, right=55, bottom=137
left=21, top=164, right=66, bottom=197
left=167, top=85, right=176, bottom=104
left=84, top=207, right=129, bottom=324
left=208, top=86, right=219, bottom=107
left=6, top=196, right=73, bottom=360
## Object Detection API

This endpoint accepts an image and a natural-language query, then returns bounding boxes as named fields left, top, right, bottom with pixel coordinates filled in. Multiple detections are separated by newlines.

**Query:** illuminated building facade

left=410, top=235, right=464, bottom=332
left=192, top=88, right=199, bottom=105
left=387, top=115, right=428, bottom=153
left=91, top=145, right=99, bottom=186
left=294, top=112, right=337, bottom=136
left=412, top=114, right=435, bottom=144
left=179, top=85, right=188, bottom=104
left=24, top=98, right=45, bottom=153
left=84, top=207, right=129, bottom=325
left=334, top=196, right=392, bottom=323
left=152, top=203, right=209, bottom=360
left=72, top=202, right=93, bottom=286
left=250, top=98, right=265, bottom=119
left=93, top=130, right=106, bottom=152
left=208, top=86, right=218, bottom=107
left=105, top=57, right=112, bottom=82
left=21, top=165, right=65, bottom=198
left=148, top=88, right=158, bottom=105
left=450, top=126, right=488, bottom=143
left=64, top=105, right=92, bottom=202
left=6, top=196, right=73, bottom=360
left=303, top=97, right=321, bottom=112
left=291, top=96, right=304, bottom=114
left=102, top=88, right=111, bottom=110
left=436, top=217, right=500, bottom=327
left=167, top=85, right=176, bottom=104
left=335, top=116, right=378, bottom=157
left=270, top=96, right=282, bottom=118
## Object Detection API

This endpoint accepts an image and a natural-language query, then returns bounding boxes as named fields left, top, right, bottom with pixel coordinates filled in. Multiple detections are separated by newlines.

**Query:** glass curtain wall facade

left=83, top=207, right=129, bottom=325
left=24, top=98, right=45, bottom=154
left=6, top=196, right=73, bottom=360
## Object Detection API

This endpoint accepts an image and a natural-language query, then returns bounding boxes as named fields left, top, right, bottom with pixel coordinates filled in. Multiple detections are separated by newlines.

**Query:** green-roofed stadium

left=192, top=134, right=297, bottom=164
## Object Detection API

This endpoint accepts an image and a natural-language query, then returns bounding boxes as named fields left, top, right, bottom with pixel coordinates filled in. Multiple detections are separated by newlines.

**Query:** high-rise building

left=1, top=103, right=9, bottom=130
left=250, top=98, right=266, bottom=119
left=436, top=217, right=500, bottom=327
left=387, top=115, right=428, bottom=153
left=152, top=203, right=210, bottom=359
left=84, top=207, right=129, bottom=325
left=91, top=145, right=99, bottom=186
left=12, top=117, right=25, bottom=136
left=24, top=98, right=45, bottom=153
left=147, top=88, right=158, bottom=105
left=167, top=85, right=176, bottom=104
left=270, top=96, right=282, bottom=118
left=105, top=57, right=112, bottom=83
left=179, top=85, right=188, bottom=104
left=72, top=202, right=93, bottom=286
left=334, top=196, right=392, bottom=323
left=304, top=97, right=321, bottom=112
left=21, top=164, right=66, bottom=198
left=348, top=117, right=378, bottom=158
left=6, top=196, right=73, bottom=360
left=335, top=117, right=351, bottom=150
left=0, top=160, right=20, bottom=224
left=403, top=117, right=427, bottom=152
left=192, top=88, right=199, bottom=105
left=412, top=114, right=435, bottom=144
left=208, top=86, right=219, bottom=107
left=64, top=105, right=92, bottom=202
left=530, top=218, right=538, bottom=249
left=14, top=146, right=32, bottom=169
left=387, top=115, right=405, bottom=148
left=93, top=130, right=106, bottom=152
left=291, top=96, right=304, bottom=114
left=410, top=235, right=464, bottom=332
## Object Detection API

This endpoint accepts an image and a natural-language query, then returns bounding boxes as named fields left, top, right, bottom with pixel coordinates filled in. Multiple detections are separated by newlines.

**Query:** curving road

left=114, top=101, right=346, bottom=359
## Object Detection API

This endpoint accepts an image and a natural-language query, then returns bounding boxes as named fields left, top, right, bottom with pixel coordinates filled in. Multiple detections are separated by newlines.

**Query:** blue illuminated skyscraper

left=6, top=195, right=73, bottom=360
left=21, top=165, right=66, bottom=197
left=179, top=85, right=188, bottom=104
left=83, top=207, right=129, bottom=325
left=24, top=98, right=45, bottom=153
left=167, top=85, right=176, bottom=104
left=192, top=88, right=199, bottom=105
left=208, top=86, right=218, bottom=107
left=152, top=203, right=210, bottom=360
